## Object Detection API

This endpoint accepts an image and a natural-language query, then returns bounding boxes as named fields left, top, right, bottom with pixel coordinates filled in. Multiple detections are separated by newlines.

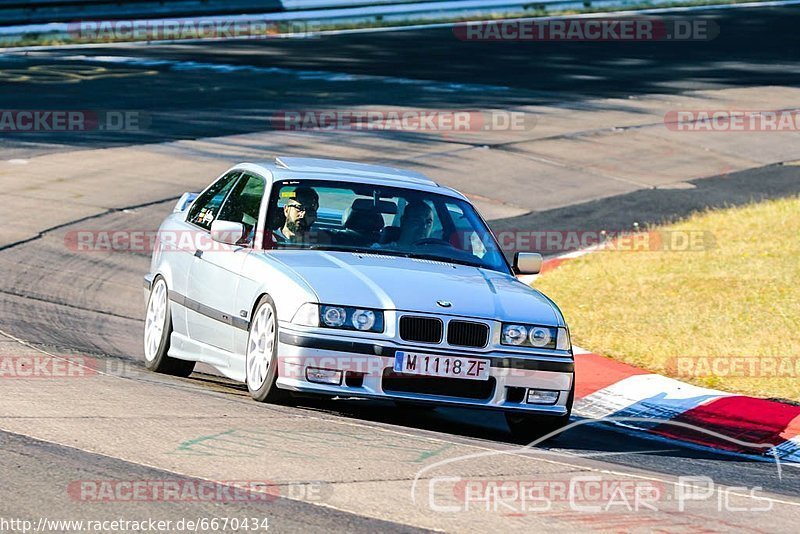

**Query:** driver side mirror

left=210, top=220, right=245, bottom=245
left=514, top=252, right=543, bottom=275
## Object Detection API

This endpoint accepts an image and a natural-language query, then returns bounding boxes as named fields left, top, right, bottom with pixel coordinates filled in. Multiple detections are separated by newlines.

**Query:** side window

left=186, top=171, right=241, bottom=230
left=217, top=173, right=266, bottom=246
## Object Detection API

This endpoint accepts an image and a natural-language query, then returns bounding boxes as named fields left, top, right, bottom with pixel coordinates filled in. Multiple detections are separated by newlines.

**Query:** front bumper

left=275, top=329, right=574, bottom=416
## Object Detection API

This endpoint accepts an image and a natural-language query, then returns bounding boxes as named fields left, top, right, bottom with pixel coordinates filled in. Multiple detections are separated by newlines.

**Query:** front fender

left=232, top=252, right=319, bottom=355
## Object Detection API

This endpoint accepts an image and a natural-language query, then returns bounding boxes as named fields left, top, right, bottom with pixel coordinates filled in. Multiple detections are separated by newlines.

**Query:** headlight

left=351, top=309, right=376, bottom=331
left=528, top=326, right=552, bottom=348
left=501, top=324, right=527, bottom=346
left=322, top=306, right=347, bottom=327
left=501, top=323, right=570, bottom=350
left=293, top=304, right=383, bottom=333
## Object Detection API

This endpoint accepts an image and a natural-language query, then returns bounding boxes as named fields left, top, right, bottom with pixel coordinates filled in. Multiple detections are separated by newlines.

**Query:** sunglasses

left=286, top=202, right=318, bottom=213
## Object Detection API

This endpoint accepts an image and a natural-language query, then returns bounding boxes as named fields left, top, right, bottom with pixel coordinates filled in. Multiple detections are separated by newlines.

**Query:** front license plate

left=394, top=352, right=490, bottom=381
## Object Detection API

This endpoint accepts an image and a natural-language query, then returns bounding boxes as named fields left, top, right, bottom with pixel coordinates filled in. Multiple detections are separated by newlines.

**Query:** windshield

left=265, top=179, right=511, bottom=274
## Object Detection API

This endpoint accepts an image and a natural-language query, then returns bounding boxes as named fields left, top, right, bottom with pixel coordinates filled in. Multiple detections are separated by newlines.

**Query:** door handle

left=194, top=250, right=203, bottom=258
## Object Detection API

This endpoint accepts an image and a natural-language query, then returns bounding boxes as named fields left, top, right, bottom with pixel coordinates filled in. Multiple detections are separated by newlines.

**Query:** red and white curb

left=572, top=348, right=800, bottom=462
left=519, top=251, right=800, bottom=462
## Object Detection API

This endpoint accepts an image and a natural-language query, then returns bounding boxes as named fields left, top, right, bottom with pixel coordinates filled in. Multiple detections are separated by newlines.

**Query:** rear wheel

left=143, top=277, right=195, bottom=377
left=246, top=295, right=290, bottom=404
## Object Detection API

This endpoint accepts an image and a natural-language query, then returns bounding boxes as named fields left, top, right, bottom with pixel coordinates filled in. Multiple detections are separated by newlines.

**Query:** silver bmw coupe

left=143, top=157, right=575, bottom=439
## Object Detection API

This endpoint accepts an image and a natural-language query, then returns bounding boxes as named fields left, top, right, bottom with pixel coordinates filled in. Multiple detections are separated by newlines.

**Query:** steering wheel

left=412, top=237, right=452, bottom=247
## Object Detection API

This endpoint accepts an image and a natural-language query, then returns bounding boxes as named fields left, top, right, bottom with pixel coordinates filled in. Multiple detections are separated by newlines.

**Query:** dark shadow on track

left=1, top=8, right=799, bottom=152
left=51, top=8, right=800, bottom=97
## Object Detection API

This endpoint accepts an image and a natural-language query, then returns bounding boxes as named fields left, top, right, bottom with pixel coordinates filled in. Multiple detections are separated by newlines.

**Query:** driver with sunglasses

left=275, top=187, right=329, bottom=245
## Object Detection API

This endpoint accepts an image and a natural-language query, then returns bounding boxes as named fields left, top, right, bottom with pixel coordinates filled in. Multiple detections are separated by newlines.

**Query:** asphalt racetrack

left=1, top=5, right=800, bottom=532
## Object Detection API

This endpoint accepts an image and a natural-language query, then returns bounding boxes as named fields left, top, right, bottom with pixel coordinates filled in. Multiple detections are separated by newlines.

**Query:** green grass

left=534, top=195, right=800, bottom=402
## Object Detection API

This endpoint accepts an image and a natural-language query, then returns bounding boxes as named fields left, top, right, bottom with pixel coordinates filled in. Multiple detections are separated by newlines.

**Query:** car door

left=167, top=170, right=240, bottom=338
left=186, top=172, right=266, bottom=357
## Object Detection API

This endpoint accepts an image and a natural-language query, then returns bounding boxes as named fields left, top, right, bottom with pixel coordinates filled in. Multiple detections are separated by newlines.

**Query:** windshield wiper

left=292, top=245, right=400, bottom=256
left=305, top=245, right=367, bottom=253
left=402, top=252, right=482, bottom=268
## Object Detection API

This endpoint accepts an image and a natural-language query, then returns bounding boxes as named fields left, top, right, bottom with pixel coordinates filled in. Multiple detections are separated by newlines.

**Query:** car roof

left=275, top=157, right=437, bottom=185
left=233, top=157, right=468, bottom=201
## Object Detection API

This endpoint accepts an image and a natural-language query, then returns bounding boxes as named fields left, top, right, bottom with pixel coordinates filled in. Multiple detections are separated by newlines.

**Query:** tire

left=143, top=276, right=196, bottom=377
left=505, top=388, right=574, bottom=443
left=245, top=295, right=290, bottom=404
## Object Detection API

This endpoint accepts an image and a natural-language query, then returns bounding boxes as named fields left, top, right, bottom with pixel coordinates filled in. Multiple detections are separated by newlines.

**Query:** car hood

left=265, top=250, right=562, bottom=326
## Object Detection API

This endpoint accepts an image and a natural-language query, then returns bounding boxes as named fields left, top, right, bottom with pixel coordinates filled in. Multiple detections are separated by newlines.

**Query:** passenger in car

left=380, top=200, right=434, bottom=247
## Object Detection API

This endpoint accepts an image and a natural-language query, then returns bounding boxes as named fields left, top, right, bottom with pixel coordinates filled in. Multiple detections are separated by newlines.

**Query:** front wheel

left=245, top=295, right=290, bottom=404
left=143, top=277, right=195, bottom=377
